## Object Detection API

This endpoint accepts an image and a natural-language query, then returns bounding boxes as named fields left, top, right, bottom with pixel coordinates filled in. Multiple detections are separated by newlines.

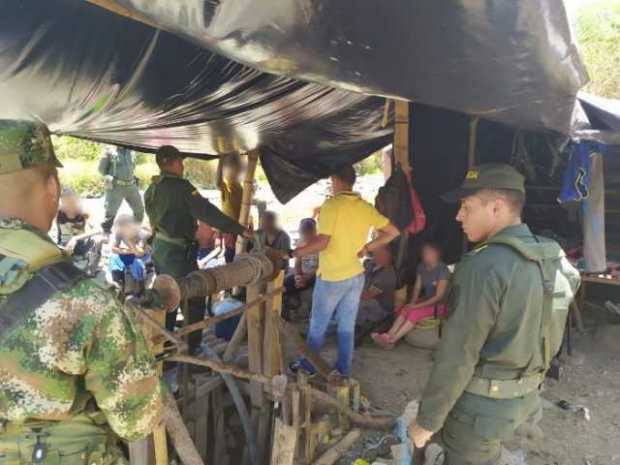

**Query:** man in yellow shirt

left=217, top=154, right=244, bottom=262
left=285, top=165, right=399, bottom=379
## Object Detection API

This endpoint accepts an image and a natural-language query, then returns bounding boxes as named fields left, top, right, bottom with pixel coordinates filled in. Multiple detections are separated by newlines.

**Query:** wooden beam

left=279, top=319, right=332, bottom=379
left=236, top=150, right=260, bottom=255
left=312, top=429, right=361, bottom=465
left=467, top=117, right=480, bottom=169
left=86, top=0, right=159, bottom=28
left=247, top=282, right=267, bottom=406
left=263, top=272, right=285, bottom=377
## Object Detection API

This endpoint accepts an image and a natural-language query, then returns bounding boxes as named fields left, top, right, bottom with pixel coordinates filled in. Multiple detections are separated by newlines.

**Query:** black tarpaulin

left=0, top=0, right=587, bottom=202
left=0, top=0, right=391, bottom=202
left=106, top=0, right=587, bottom=134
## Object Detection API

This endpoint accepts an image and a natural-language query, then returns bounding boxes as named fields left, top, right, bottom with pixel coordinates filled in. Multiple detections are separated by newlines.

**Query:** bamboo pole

left=86, top=0, right=159, bottom=28
left=236, top=150, right=260, bottom=255
left=394, top=100, right=411, bottom=174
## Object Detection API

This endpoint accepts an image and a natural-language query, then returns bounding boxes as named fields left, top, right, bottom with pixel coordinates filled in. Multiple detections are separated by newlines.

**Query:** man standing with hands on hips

left=409, top=164, right=580, bottom=465
left=284, top=165, right=400, bottom=381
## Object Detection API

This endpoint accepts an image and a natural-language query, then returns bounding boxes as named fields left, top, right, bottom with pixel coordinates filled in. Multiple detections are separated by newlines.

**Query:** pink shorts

left=397, top=303, right=447, bottom=324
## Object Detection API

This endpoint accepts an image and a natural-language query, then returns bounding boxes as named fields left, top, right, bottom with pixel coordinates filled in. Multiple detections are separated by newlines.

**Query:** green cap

left=442, top=163, right=525, bottom=202
left=0, top=120, right=62, bottom=175
left=155, top=145, right=184, bottom=166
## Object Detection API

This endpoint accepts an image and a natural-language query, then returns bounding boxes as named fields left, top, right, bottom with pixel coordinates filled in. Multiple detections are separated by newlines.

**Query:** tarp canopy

left=574, top=94, right=620, bottom=145
left=0, top=0, right=587, bottom=201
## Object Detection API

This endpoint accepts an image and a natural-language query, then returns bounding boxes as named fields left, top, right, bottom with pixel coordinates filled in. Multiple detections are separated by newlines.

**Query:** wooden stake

left=223, top=312, right=248, bottom=362
left=311, top=429, right=361, bottom=465
left=163, top=393, right=205, bottom=465
left=336, top=385, right=351, bottom=432
left=270, top=418, right=299, bottom=465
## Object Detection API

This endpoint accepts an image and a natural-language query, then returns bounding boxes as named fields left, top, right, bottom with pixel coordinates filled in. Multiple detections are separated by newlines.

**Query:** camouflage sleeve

left=416, top=254, right=501, bottom=432
left=83, top=287, right=165, bottom=441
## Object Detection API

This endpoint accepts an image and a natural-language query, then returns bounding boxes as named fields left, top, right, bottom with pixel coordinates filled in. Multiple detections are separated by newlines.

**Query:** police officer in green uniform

left=98, top=146, right=145, bottom=234
left=144, top=145, right=251, bottom=355
left=0, top=120, right=165, bottom=465
left=409, top=164, right=581, bottom=465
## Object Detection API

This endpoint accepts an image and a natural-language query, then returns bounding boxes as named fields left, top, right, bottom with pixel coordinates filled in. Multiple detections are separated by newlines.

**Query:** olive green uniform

left=144, top=172, right=245, bottom=353
left=416, top=224, right=576, bottom=464
left=98, top=147, right=144, bottom=233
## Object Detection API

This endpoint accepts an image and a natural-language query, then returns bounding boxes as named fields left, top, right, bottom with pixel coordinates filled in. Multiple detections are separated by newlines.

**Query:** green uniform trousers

left=152, top=237, right=204, bottom=355
left=442, top=391, right=540, bottom=465
left=102, top=183, right=144, bottom=233
left=0, top=414, right=126, bottom=465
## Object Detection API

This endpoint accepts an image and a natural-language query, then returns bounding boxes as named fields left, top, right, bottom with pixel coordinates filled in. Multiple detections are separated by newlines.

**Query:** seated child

left=55, top=187, right=103, bottom=276
left=108, top=215, right=149, bottom=294
left=284, top=218, right=319, bottom=313
left=372, top=240, right=449, bottom=348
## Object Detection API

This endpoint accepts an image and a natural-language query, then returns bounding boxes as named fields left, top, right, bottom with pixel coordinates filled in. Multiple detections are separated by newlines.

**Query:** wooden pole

left=247, top=282, right=267, bottom=406
left=279, top=319, right=332, bottom=379
left=86, top=0, right=159, bottom=28
left=236, top=150, right=260, bottom=255
left=264, top=273, right=285, bottom=377
left=467, top=117, right=480, bottom=170
left=394, top=100, right=411, bottom=175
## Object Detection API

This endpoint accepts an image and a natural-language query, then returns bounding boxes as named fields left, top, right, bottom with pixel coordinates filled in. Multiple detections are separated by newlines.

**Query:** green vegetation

left=573, top=0, right=620, bottom=98
left=52, top=136, right=217, bottom=196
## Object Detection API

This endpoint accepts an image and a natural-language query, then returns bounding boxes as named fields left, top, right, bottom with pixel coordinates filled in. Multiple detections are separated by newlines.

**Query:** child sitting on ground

left=372, top=240, right=450, bottom=348
left=55, top=187, right=103, bottom=276
left=283, top=218, right=319, bottom=315
left=108, top=215, right=149, bottom=295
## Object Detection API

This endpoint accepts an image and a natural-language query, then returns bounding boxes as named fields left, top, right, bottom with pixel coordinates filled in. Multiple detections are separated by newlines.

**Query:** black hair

left=332, top=165, right=356, bottom=187
left=420, top=239, right=443, bottom=257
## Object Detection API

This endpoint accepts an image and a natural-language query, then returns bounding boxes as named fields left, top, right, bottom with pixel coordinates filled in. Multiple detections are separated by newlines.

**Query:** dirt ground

left=294, top=306, right=620, bottom=465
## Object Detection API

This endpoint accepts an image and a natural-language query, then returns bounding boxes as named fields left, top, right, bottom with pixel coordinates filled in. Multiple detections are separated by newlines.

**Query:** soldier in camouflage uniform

left=409, top=164, right=580, bottom=465
left=0, top=120, right=164, bottom=465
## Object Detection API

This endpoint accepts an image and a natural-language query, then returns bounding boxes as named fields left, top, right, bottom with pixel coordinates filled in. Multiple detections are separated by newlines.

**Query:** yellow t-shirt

left=318, top=192, right=389, bottom=281
left=220, top=179, right=243, bottom=221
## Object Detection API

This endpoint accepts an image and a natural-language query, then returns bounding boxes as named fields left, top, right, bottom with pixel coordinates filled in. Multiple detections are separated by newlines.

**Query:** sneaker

left=327, top=369, right=346, bottom=385
left=287, top=360, right=316, bottom=378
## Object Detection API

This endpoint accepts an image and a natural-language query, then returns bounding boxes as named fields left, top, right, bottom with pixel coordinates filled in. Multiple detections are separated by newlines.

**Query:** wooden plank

left=336, top=385, right=351, bottom=432
left=303, top=384, right=315, bottom=465
left=270, top=418, right=299, bottom=465
left=247, top=283, right=266, bottom=406
left=212, top=387, right=229, bottom=465
left=195, top=393, right=210, bottom=461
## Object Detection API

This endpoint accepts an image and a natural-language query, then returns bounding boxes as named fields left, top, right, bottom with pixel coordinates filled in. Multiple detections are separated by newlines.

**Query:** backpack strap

left=486, top=235, right=562, bottom=373
left=0, top=261, right=86, bottom=339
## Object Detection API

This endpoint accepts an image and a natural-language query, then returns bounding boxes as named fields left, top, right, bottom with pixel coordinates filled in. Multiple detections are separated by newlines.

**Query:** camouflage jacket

left=0, top=218, right=164, bottom=441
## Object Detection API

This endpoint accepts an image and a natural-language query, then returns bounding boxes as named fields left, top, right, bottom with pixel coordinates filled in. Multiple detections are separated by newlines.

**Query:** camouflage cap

left=442, top=163, right=525, bottom=202
left=0, top=120, right=62, bottom=175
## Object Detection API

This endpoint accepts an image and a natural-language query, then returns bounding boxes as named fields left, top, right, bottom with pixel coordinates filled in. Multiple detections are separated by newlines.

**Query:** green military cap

left=442, top=163, right=525, bottom=202
left=155, top=145, right=185, bottom=166
left=0, top=119, right=62, bottom=175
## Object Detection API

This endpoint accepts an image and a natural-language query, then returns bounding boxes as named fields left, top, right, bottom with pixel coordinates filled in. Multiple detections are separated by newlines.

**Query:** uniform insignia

left=466, top=169, right=479, bottom=180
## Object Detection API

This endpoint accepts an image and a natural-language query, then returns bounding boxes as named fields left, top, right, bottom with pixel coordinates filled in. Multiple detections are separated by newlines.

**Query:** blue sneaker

left=288, top=360, right=316, bottom=378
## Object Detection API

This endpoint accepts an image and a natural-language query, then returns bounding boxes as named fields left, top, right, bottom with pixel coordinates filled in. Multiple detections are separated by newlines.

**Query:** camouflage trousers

left=0, top=414, right=126, bottom=465
left=101, top=183, right=144, bottom=234
left=441, top=391, right=540, bottom=465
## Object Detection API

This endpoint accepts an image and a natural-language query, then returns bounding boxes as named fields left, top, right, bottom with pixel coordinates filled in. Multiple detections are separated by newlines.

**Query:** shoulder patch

left=466, top=169, right=479, bottom=180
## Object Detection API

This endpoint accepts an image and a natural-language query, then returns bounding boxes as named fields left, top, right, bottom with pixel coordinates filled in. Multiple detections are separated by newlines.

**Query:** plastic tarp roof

left=0, top=0, right=587, bottom=201
left=574, top=94, right=620, bottom=146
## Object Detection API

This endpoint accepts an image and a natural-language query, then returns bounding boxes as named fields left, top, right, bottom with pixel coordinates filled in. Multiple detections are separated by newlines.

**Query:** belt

left=155, top=231, right=190, bottom=247
left=464, top=372, right=544, bottom=399
left=113, top=178, right=135, bottom=186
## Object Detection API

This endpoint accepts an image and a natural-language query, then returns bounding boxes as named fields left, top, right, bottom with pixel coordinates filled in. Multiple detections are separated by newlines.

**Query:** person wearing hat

left=408, top=164, right=580, bottom=464
left=144, top=145, right=252, bottom=356
left=0, top=120, right=166, bottom=463
left=98, top=145, right=145, bottom=235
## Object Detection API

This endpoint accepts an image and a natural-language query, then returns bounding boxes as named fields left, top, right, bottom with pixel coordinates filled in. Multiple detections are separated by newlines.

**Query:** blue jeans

left=300, top=273, right=365, bottom=376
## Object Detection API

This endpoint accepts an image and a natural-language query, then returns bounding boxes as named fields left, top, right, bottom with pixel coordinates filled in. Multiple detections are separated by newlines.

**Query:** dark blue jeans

left=300, top=273, right=365, bottom=376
